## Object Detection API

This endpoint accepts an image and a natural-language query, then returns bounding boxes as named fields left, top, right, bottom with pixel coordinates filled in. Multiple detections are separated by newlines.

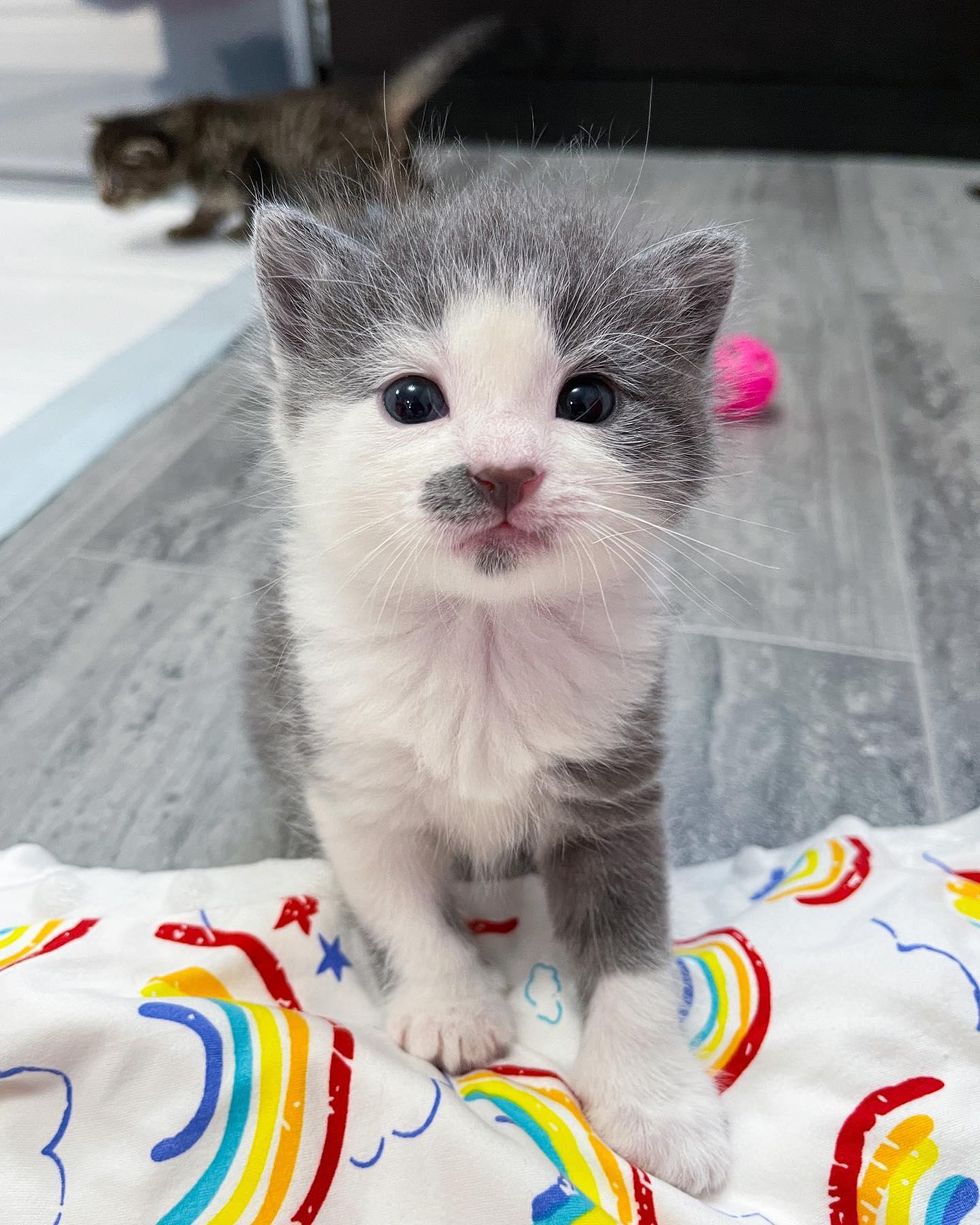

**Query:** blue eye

left=383, top=376, right=448, bottom=424
left=556, top=376, right=616, bottom=424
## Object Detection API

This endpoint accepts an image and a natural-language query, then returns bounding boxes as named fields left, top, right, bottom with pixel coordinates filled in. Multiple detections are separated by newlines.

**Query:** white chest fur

left=287, top=559, right=660, bottom=861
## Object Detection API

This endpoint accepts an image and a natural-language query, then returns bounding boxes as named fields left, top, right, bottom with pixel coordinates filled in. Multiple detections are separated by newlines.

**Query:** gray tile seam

left=674, top=622, right=916, bottom=662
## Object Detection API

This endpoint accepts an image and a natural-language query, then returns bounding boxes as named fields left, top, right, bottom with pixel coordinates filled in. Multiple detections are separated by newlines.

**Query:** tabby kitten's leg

left=539, top=819, right=731, bottom=1196
left=167, top=199, right=227, bottom=241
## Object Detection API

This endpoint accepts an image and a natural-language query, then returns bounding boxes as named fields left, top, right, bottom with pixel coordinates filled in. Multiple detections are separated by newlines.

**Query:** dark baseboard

left=398, top=77, right=980, bottom=159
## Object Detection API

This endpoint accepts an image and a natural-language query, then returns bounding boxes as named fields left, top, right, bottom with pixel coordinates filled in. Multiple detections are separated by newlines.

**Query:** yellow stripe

left=784, top=838, right=846, bottom=897
left=949, top=878, right=980, bottom=921
left=537, top=1085, right=632, bottom=1224
left=0, top=925, right=28, bottom=951
left=857, top=1114, right=934, bottom=1215
left=765, top=846, right=822, bottom=901
left=714, top=940, right=753, bottom=1071
left=699, top=948, right=730, bottom=1058
left=250, top=1008, right=309, bottom=1225
left=0, top=919, right=60, bottom=968
left=460, top=1075, right=602, bottom=1207
left=885, top=1135, right=938, bottom=1225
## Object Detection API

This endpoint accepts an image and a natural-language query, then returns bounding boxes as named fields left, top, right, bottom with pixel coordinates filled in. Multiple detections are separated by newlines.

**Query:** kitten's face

left=90, top=118, right=178, bottom=208
left=255, top=182, right=738, bottom=607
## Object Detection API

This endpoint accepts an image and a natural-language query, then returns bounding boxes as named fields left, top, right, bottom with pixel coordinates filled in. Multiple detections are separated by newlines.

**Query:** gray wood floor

left=1, top=149, right=978, bottom=868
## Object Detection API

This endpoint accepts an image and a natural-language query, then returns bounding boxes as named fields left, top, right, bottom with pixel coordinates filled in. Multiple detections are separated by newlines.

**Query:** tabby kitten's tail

left=381, top=16, right=501, bottom=133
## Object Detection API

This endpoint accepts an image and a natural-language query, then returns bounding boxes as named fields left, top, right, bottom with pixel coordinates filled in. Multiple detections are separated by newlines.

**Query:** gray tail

left=380, top=16, right=500, bottom=133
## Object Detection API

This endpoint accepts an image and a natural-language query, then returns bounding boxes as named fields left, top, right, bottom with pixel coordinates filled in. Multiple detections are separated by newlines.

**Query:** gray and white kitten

left=248, top=169, right=739, bottom=1195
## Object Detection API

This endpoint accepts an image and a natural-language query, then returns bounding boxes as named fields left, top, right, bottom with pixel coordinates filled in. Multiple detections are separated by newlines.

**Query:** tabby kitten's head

left=90, top=115, right=181, bottom=208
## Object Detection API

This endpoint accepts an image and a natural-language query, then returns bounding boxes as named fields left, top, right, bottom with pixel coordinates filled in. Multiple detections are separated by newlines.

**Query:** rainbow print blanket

left=1, top=810, right=978, bottom=1225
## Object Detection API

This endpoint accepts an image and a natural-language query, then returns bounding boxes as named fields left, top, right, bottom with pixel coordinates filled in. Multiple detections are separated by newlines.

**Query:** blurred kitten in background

left=90, top=17, right=497, bottom=241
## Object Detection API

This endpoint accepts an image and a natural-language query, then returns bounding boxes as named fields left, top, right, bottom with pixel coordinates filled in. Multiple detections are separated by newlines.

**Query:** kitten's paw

left=575, top=1056, right=730, bottom=1197
left=387, top=978, right=514, bottom=1074
left=166, top=223, right=213, bottom=242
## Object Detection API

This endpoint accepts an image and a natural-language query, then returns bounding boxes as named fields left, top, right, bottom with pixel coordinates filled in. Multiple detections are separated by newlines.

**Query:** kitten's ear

left=647, top=228, right=742, bottom=364
left=253, top=206, right=372, bottom=360
left=119, top=135, right=170, bottom=167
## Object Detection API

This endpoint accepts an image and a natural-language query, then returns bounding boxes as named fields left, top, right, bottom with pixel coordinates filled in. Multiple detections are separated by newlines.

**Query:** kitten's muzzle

left=469, top=466, right=542, bottom=519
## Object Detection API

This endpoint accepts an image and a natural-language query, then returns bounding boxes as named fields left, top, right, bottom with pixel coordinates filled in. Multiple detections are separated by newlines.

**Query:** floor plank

left=835, top=157, right=980, bottom=296
left=664, top=630, right=934, bottom=865
left=82, top=414, right=272, bottom=571
left=859, top=291, right=980, bottom=819
left=0, top=555, right=308, bottom=868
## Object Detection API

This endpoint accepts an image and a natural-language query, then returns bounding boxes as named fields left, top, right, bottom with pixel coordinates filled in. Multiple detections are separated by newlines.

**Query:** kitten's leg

left=306, top=782, right=513, bottom=1073
left=167, top=200, right=227, bottom=241
left=539, top=818, right=730, bottom=1196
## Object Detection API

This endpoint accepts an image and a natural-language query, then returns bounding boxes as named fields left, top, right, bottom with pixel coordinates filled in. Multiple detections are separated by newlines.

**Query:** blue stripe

left=139, top=1002, right=223, bottom=1162
left=926, top=1176, right=979, bottom=1225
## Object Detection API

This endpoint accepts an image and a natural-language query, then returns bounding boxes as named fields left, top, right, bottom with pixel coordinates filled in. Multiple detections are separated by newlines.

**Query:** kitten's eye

left=556, top=376, right=616, bottom=424
left=382, top=376, right=448, bottom=425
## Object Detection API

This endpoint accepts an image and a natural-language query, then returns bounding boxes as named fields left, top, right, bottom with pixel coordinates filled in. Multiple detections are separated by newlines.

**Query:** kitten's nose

left=470, top=466, right=542, bottom=517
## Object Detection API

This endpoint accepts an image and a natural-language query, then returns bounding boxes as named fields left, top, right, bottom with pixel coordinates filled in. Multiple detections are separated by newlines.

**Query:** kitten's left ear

left=648, top=228, right=742, bottom=363
left=253, top=206, right=373, bottom=360
left=119, top=135, right=170, bottom=167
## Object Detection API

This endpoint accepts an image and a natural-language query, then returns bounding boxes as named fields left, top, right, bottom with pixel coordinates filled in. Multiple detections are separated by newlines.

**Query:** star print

left=274, top=894, right=319, bottom=935
left=316, top=934, right=352, bottom=981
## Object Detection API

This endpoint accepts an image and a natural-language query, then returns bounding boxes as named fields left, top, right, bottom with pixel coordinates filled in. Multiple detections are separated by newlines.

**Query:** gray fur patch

left=476, top=542, right=518, bottom=575
left=420, top=463, right=487, bottom=522
left=539, top=676, right=671, bottom=997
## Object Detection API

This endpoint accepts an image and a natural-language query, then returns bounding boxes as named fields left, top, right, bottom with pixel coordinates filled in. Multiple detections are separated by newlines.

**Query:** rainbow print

left=674, top=927, right=771, bottom=1090
left=751, top=836, right=872, bottom=906
left=923, top=854, right=980, bottom=928
left=457, top=1064, right=658, bottom=1225
left=828, top=1077, right=978, bottom=1225
left=140, top=966, right=353, bottom=1225
left=0, top=917, right=97, bottom=974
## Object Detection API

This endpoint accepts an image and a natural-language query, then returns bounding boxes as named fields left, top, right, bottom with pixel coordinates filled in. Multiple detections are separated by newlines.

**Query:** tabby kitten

left=90, top=18, right=495, bottom=241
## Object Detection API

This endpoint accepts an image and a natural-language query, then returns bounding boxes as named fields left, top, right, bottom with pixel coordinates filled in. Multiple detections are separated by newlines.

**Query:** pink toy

left=713, top=334, right=779, bottom=420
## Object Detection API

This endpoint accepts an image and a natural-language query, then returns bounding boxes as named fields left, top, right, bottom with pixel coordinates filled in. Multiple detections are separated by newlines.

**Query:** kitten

left=90, top=18, right=495, bottom=241
left=247, top=168, right=739, bottom=1195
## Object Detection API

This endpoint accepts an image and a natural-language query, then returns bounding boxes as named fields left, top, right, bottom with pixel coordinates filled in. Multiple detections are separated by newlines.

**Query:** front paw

left=575, top=1054, right=731, bottom=1197
left=387, top=977, right=514, bottom=1074
left=166, top=223, right=212, bottom=242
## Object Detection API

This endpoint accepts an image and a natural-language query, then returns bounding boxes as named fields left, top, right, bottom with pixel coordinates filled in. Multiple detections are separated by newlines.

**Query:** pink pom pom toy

left=713, top=334, right=779, bottom=420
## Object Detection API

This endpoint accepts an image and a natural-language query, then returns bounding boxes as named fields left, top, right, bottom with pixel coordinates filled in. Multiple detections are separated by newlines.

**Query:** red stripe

left=798, top=837, right=872, bottom=907
left=292, top=1025, right=354, bottom=1224
left=155, top=921, right=302, bottom=1010
left=953, top=869, right=980, bottom=885
left=631, top=1166, right=659, bottom=1225
left=467, top=916, right=520, bottom=935
left=487, top=1063, right=568, bottom=1083
left=0, top=917, right=99, bottom=974
left=827, top=1076, right=943, bottom=1225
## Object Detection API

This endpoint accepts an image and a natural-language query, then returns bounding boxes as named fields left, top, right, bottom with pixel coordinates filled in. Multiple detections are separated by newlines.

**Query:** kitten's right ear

left=253, top=207, right=371, bottom=361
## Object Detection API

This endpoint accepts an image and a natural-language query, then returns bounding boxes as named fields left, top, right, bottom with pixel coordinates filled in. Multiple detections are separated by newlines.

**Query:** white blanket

left=1, top=811, right=978, bottom=1225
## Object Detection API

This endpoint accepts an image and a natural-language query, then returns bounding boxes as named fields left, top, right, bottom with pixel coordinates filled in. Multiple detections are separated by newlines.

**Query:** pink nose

left=470, top=466, right=542, bottom=517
